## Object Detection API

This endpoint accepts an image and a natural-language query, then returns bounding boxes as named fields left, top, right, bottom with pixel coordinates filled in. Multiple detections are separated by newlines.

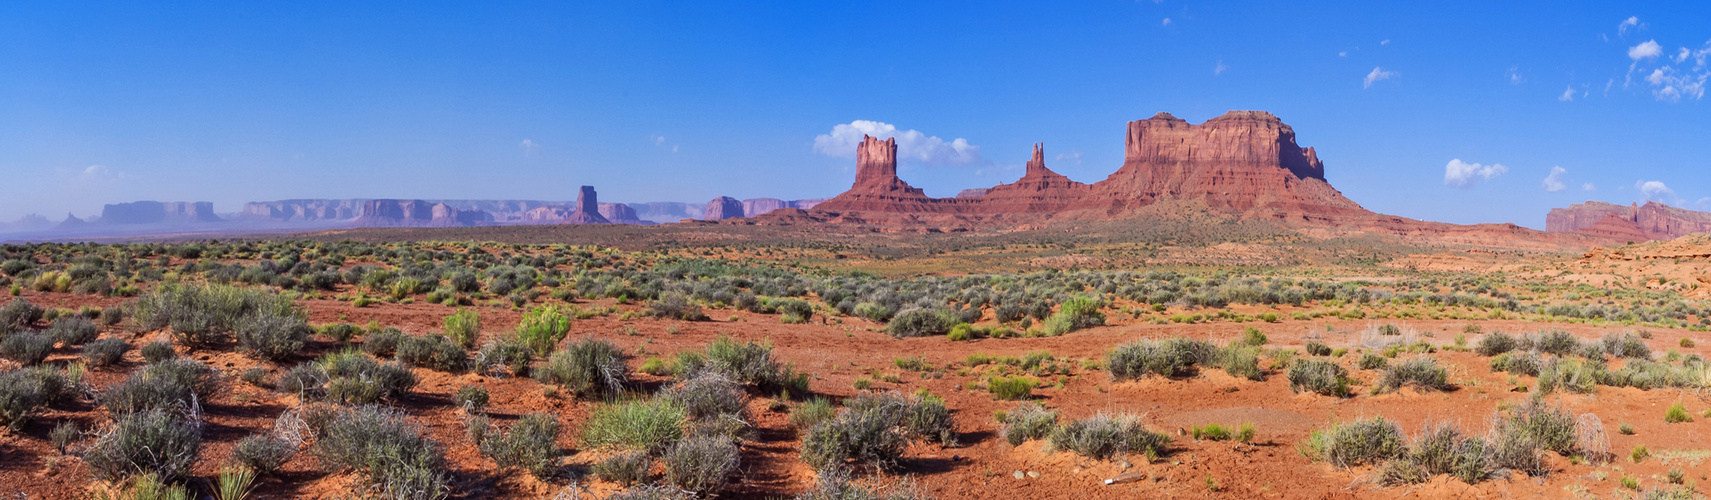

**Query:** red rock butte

left=1546, top=201, right=1711, bottom=242
left=812, top=111, right=1368, bottom=221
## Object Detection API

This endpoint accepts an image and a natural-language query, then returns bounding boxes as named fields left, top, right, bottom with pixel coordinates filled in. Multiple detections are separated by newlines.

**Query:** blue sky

left=1, top=1, right=1706, bottom=228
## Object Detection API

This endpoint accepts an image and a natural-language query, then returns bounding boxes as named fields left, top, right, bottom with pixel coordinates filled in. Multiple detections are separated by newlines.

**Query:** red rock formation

left=352, top=200, right=439, bottom=227
left=741, top=198, right=831, bottom=217
left=598, top=203, right=645, bottom=224
left=1547, top=201, right=1711, bottom=241
left=561, top=186, right=611, bottom=224
left=705, top=196, right=745, bottom=220
left=1575, top=214, right=1651, bottom=243
left=811, top=111, right=1364, bottom=221
left=955, top=188, right=989, bottom=198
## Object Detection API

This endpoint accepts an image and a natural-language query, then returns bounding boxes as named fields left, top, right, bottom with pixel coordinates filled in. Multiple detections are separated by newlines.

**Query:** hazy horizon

left=3, top=2, right=1707, bottom=229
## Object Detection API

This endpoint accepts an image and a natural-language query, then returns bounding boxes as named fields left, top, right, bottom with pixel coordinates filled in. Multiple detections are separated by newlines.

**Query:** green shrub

left=1213, top=344, right=1264, bottom=381
left=441, top=309, right=480, bottom=348
left=1666, top=402, right=1693, bottom=423
left=703, top=336, right=782, bottom=386
left=664, top=372, right=749, bottom=425
left=49, top=315, right=99, bottom=346
left=479, top=412, right=562, bottom=478
left=1107, top=338, right=1215, bottom=379
left=310, top=405, right=448, bottom=500
left=0, top=331, right=54, bottom=365
left=988, top=376, right=1036, bottom=400
left=1603, top=332, right=1651, bottom=359
left=0, top=366, right=72, bottom=429
left=100, top=358, right=219, bottom=415
left=592, top=451, right=652, bottom=486
left=454, top=385, right=489, bottom=412
left=51, top=420, right=79, bottom=453
left=394, top=334, right=467, bottom=373
left=140, top=340, right=176, bottom=364
left=1489, top=351, right=1542, bottom=376
left=473, top=339, right=534, bottom=378
left=1002, top=403, right=1058, bottom=445
left=235, top=313, right=310, bottom=362
left=1048, top=413, right=1170, bottom=461
left=886, top=307, right=956, bottom=338
left=1536, top=357, right=1601, bottom=395
left=539, top=338, right=627, bottom=396
left=83, top=337, right=127, bottom=367
left=231, top=434, right=296, bottom=476
left=774, top=298, right=814, bottom=324
left=1375, top=357, right=1453, bottom=393
left=130, top=284, right=300, bottom=348
left=1241, top=327, right=1268, bottom=346
left=1303, top=341, right=1331, bottom=356
left=663, top=436, right=740, bottom=496
left=583, top=398, right=686, bottom=451
left=321, top=323, right=360, bottom=344
left=1534, top=330, right=1580, bottom=356
left=1302, top=417, right=1405, bottom=468
left=853, top=302, right=894, bottom=323
left=1357, top=352, right=1388, bottom=370
left=361, top=327, right=404, bottom=357
left=1475, top=332, right=1518, bottom=356
left=790, top=397, right=835, bottom=431
left=0, top=298, right=43, bottom=334
left=1287, top=359, right=1350, bottom=397
left=85, top=407, right=202, bottom=483
left=801, top=398, right=910, bottom=471
left=649, top=292, right=708, bottom=322
left=1043, top=296, right=1104, bottom=336
left=516, top=305, right=572, bottom=355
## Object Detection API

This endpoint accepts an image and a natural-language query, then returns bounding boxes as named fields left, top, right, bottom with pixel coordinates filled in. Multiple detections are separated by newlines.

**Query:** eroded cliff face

left=1547, top=201, right=1711, bottom=241
left=98, top=201, right=221, bottom=225
left=705, top=196, right=745, bottom=220
left=810, top=111, right=1365, bottom=221
left=598, top=203, right=643, bottom=223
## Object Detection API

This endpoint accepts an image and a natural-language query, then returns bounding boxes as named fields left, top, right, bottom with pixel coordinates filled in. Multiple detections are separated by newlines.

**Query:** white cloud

left=1508, top=66, right=1524, bottom=85
left=1214, top=60, right=1228, bottom=76
left=1558, top=85, right=1576, bottom=101
left=1543, top=166, right=1567, bottom=192
left=1381, top=39, right=1391, bottom=45
left=1619, top=16, right=1639, bottom=36
left=1643, top=65, right=1708, bottom=101
left=1583, top=182, right=1596, bottom=192
left=1637, top=180, right=1677, bottom=204
left=1629, top=40, right=1662, bottom=60
left=1678, top=47, right=1692, bottom=63
left=73, top=164, right=122, bottom=184
left=649, top=134, right=679, bottom=153
left=1161, top=17, right=1171, bottom=27
left=1055, top=150, right=1082, bottom=165
left=1443, top=159, right=1507, bottom=188
left=1338, top=51, right=1348, bottom=57
left=652, top=135, right=665, bottom=145
left=519, top=139, right=539, bottom=158
left=814, top=120, right=984, bottom=167
left=1363, top=67, right=1397, bottom=88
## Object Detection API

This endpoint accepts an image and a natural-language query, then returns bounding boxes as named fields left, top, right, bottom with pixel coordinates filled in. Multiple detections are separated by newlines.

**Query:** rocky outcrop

left=242, top=200, right=365, bottom=222
left=351, top=200, right=439, bottom=227
left=955, top=188, right=989, bottom=198
left=598, top=203, right=646, bottom=224
left=740, top=198, right=831, bottom=217
left=705, top=196, right=745, bottom=220
left=811, top=111, right=1365, bottom=221
left=98, top=201, right=221, bottom=225
left=0, top=214, right=53, bottom=234
left=54, top=213, right=89, bottom=230
left=628, top=202, right=705, bottom=223
left=561, top=186, right=611, bottom=225
left=1546, top=201, right=1711, bottom=241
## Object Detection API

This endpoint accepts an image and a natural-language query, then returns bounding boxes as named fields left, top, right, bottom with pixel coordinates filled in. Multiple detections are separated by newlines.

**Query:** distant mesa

left=705, top=196, right=745, bottom=220
left=599, top=203, right=644, bottom=224
left=98, top=201, right=221, bottom=225
left=955, top=188, right=989, bottom=198
left=1546, top=201, right=1711, bottom=242
left=741, top=198, right=827, bottom=217
left=242, top=199, right=364, bottom=222
left=809, top=110, right=1363, bottom=220
left=55, top=213, right=89, bottom=230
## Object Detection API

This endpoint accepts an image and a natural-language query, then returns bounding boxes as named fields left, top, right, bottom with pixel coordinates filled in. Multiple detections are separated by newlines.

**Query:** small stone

left=1118, top=461, right=1132, bottom=470
left=1013, top=470, right=1025, bottom=480
left=1027, top=471, right=1040, bottom=479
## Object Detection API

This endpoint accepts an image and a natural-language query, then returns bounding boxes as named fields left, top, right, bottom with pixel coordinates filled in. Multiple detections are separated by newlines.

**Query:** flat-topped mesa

left=1097, top=110, right=1361, bottom=217
left=1546, top=201, right=1711, bottom=241
left=813, top=134, right=942, bottom=212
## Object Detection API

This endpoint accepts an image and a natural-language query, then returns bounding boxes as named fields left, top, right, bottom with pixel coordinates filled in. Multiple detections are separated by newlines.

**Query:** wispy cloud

left=1508, top=66, right=1524, bottom=85
left=1618, top=16, right=1640, bottom=36
left=1583, top=183, right=1596, bottom=192
left=649, top=135, right=680, bottom=153
left=1443, top=159, right=1506, bottom=188
left=1363, top=67, right=1397, bottom=88
left=1054, top=150, right=1082, bottom=165
left=1542, top=166, right=1567, bottom=192
left=1161, top=17, right=1171, bottom=27
left=72, top=164, right=123, bottom=184
left=519, top=139, right=540, bottom=158
left=1559, top=85, right=1576, bottom=101
left=1629, top=40, right=1663, bottom=60
left=1637, top=180, right=1678, bottom=204
left=1214, top=60, right=1228, bottom=76
left=814, top=120, right=984, bottom=167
